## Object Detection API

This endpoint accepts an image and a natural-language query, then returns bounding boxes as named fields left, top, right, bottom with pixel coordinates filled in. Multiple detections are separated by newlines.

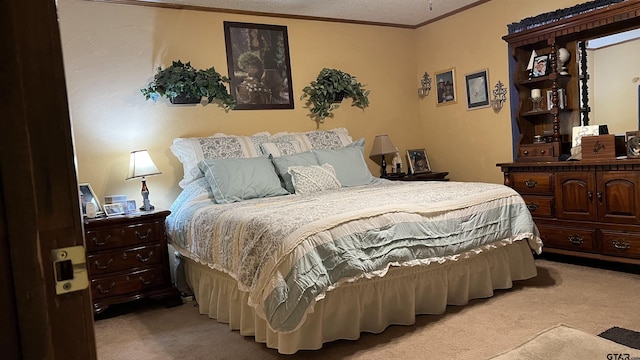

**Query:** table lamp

left=125, top=150, right=161, bottom=211
left=370, top=134, right=397, bottom=177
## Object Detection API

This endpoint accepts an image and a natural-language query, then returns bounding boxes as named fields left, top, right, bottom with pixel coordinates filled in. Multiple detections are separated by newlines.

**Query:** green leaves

left=140, top=60, right=236, bottom=110
left=300, top=68, right=370, bottom=122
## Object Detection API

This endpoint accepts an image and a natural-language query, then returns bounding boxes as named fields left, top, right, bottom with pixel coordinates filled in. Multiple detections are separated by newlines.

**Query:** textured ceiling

left=135, top=0, right=487, bottom=27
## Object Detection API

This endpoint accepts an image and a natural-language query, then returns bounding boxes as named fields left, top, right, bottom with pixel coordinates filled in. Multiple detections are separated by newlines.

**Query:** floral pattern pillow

left=269, top=128, right=352, bottom=152
left=288, top=164, right=342, bottom=195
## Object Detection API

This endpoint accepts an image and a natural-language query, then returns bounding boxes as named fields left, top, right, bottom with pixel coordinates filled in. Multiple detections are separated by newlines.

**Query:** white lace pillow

left=170, top=132, right=270, bottom=188
left=288, top=164, right=342, bottom=195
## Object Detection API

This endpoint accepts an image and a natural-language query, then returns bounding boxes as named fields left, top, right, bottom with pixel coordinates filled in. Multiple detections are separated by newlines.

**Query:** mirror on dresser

left=582, top=30, right=640, bottom=134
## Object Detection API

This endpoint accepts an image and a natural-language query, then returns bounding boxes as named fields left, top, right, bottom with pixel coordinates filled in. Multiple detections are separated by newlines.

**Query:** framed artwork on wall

left=406, top=148, right=431, bottom=174
left=435, top=68, right=457, bottom=106
left=223, top=21, right=294, bottom=110
left=464, top=69, right=490, bottom=110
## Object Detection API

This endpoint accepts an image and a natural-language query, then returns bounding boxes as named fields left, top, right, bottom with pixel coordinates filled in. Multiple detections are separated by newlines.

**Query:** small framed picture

left=464, top=69, right=490, bottom=110
left=627, top=131, right=640, bottom=158
left=103, top=203, right=125, bottom=217
left=435, top=68, right=456, bottom=105
left=79, top=183, right=103, bottom=216
left=531, top=55, right=549, bottom=78
left=125, top=199, right=137, bottom=214
left=546, top=89, right=566, bottom=110
left=406, top=148, right=431, bottom=174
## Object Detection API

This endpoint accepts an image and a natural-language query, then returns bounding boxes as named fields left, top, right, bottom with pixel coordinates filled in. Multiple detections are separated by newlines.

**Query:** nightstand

left=383, top=171, right=450, bottom=181
left=83, top=209, right=181, bottom=314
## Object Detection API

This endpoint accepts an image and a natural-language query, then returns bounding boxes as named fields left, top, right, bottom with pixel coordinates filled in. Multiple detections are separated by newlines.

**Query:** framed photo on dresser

left=406, top=148, right=431, bottom=174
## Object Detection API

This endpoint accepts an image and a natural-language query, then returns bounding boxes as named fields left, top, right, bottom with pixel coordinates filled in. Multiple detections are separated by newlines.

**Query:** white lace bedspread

left=167, top=180, right=541, bottom=333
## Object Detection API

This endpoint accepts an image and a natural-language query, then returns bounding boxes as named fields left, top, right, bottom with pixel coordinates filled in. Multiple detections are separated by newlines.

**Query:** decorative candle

left=531, top=88, right=541, bottom=99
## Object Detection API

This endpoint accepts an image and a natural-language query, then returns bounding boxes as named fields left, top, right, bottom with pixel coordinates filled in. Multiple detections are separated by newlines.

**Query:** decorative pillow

left=288, top=164, right=341, bottom=195
left=312, top=138, right=376, bottom=187
left=269, top=128, right=352, bottom=152
left=197, top=156, right=288, bottom=204
left=270, top=151, right=320, bottom=193
left=170, top=132, right=270, bottom=188
left=261, top=141, right=303, bottom=157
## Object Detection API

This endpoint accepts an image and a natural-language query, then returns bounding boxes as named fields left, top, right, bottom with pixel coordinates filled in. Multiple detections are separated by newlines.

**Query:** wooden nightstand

left=383, top=171, right=449, bottom=181
left=83, top=209, right=181, bottom=314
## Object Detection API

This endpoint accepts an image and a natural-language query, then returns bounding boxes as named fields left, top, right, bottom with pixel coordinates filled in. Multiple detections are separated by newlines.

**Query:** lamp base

left=380, top=155, right=388, bottom=177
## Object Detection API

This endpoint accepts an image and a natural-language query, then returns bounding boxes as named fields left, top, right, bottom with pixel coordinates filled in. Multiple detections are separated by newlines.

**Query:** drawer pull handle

left=524, top=179, right=537, bottom=188
left=567, top=235, right=584, bottom=246
left=539, top=150, right=546, bottom=155
left=92, top=234, right=111, bottom=247
left=97, top=282, right=116, bottom=294
left=526, top=203, right=539, bottom=211
left=94, top=258, right=113, bottom=270
left=612, top=240, right=631, bottom=251
left=523, top=150, right=529, bottom=155
left=135, top=229, right=152, bottom=240
left=136, top=251, right=154, bottom=263
left=139, top=275, right=155, bottom=286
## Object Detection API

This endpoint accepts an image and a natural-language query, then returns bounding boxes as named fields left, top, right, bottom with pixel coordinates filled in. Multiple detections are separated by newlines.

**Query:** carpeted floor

left=93, top=256, right=640, bottom=359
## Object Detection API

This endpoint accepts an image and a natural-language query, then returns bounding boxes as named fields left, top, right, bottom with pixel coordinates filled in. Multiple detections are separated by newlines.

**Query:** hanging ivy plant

left=300, top=68, right=370, bottom=122
left=141, top=60, right=236, bottom=110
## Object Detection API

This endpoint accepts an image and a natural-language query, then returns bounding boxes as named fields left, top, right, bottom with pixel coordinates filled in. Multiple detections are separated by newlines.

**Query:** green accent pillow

left=312, top=138, right=376, bottom=187
left=198, top=157, right=289, bottom=204
left=270, top=151, right=320, bottom=193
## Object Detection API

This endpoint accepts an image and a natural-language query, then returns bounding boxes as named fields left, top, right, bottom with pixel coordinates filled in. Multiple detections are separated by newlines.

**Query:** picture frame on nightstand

left=79, top=183, right=103, bottom=217
left=103, top=203, right=125, bottom=216
left=406, top=148, right=431, bottom=174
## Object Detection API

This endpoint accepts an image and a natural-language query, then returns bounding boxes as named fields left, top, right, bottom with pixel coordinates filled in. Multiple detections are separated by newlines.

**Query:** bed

left=165, top=128, right=542, bottom=354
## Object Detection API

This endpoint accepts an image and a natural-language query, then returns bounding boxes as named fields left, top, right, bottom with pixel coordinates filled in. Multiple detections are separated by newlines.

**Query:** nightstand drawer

left=600, top=230, right=640, bottom=259
left=512, top=172, right=553, bottom=194
left=537, top=225, right=596, bottom=253
left=87, top=244, right=162, bottom=275
left=90, top=266, right=166, bottom=300
left=85, top=221, right=160, bottom=251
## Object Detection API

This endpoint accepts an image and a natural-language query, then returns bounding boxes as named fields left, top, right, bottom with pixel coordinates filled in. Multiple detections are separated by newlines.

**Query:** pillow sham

left=197, top=156, right=288, bottom=204
left=269, top=127, right=352, bottom=152
left=288, top=164, right=341, bottom=195
left=261, top=141, right=303, bottom=157
left=312, top=138, right=376, bottom=187
left=170, top=132, right=269, bottom=188
left=270, top=151, right=320, bottom=193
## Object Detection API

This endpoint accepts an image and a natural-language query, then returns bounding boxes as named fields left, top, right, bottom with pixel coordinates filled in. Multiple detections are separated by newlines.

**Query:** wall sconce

left=491, top=80, right=507, bottom=113
left=418, top=72, right=431, bottom=98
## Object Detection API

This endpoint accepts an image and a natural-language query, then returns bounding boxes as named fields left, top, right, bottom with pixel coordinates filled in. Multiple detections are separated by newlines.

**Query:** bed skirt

left=185, top=239, right=538, bottom=354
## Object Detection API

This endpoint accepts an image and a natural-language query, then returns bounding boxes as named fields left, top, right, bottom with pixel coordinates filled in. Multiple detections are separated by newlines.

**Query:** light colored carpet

left=94, top=258, right=640, bottom=359
left=488, top=324, right=640, bottom=359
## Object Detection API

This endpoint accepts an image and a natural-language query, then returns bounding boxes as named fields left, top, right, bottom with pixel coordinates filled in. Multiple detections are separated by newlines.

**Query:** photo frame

left=125, top=199, right=138, bottom=214
left=79, top=183, right=103, bottom=216
left=531, top=54, right=549, bottom=78
left=103, top=203, right=125, bottom=217
left=435, top=68, right=457, bottom=105
left=464, top=69, right=490, bottom=110
left=546, top=89, right=566, bottom=110
left=627, top=131, right=640, bottom=158
left=223, top=21, right=294, bottom=110
left=406, top=148, right=431, bottom=174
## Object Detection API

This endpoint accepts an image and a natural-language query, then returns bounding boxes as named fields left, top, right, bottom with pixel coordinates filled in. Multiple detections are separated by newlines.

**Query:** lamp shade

left=370, top=134, right=397, bottom=157
left=126, top=150, right=161, bottom=180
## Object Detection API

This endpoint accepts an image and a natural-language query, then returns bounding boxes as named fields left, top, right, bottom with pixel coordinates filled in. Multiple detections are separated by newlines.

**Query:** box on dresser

left=580, top=134, right=626, bottom=161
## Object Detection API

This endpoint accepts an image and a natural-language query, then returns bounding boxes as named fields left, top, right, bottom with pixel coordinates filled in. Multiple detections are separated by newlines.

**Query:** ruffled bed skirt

left=185, top=239, right=538, bottom=354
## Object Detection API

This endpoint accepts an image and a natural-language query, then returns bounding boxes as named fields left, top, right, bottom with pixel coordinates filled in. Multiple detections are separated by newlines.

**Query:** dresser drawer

left=538, top=225, right=597, bottom=253
left=87, top=244, right=162, bottom=276
left=512, top=172, right=553, bottom=194
left=522, top=195, right=553, bottom=217
left=600, top=230, right=640, bottom=259
left=90, top=266, right=166, bottom=300
left=85, top=221, right=160, bottom=251
left=518, top=144, right=557, bottom=160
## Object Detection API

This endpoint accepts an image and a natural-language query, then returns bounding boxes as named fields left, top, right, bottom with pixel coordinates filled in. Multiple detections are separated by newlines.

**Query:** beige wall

left=58, top=0, right=586, bottom=210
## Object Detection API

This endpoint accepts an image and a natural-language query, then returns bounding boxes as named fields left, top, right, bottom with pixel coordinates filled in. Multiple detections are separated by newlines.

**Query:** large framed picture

left=223, top=21, right=294, bottom=110
left=79, top=183, right=103, bottom=216
left=406, top=148, right=431, bottom=174
left=464, top=69, right=490, bottom=110
left=435, top=68, right=457, bottom=105
left=531, top=54, right=549, bottom=78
